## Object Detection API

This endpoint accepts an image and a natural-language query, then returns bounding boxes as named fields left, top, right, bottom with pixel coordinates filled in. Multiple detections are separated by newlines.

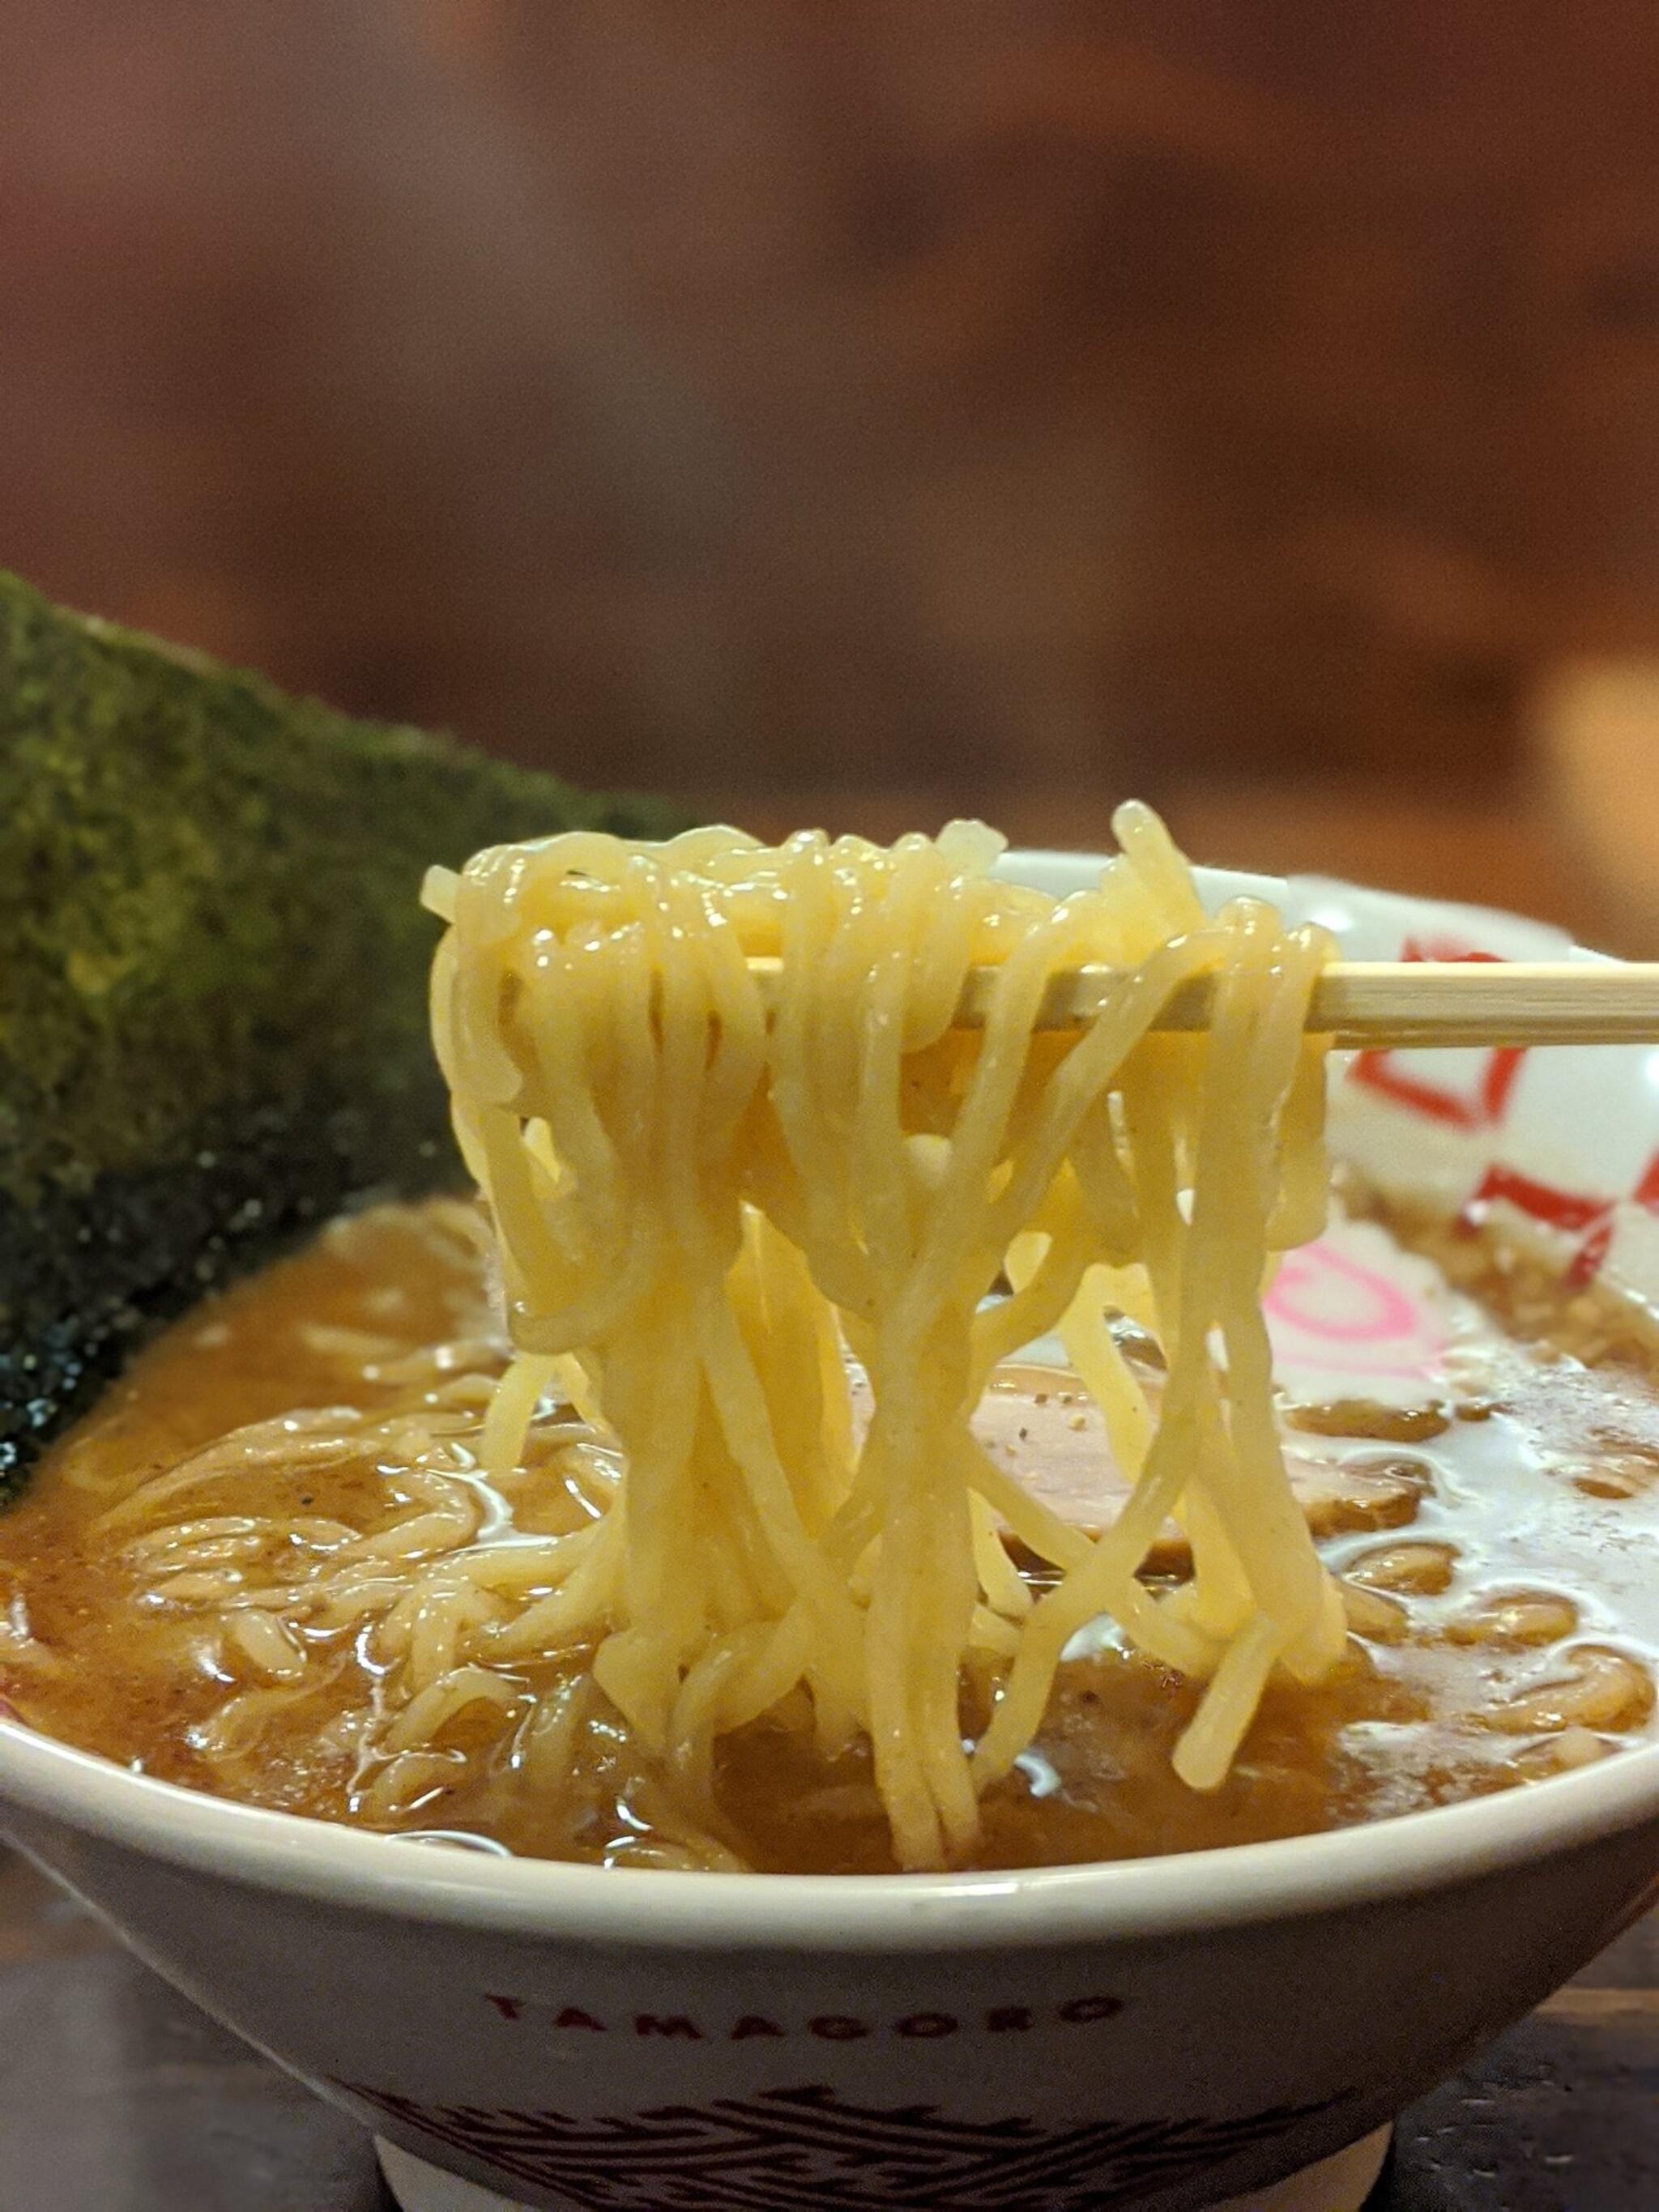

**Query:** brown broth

left=2, top=1197, right=1657, bottom=1873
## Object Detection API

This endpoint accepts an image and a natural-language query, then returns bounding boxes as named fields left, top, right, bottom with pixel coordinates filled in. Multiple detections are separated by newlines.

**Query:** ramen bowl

left=5, top=857, right=1659, bottom=2212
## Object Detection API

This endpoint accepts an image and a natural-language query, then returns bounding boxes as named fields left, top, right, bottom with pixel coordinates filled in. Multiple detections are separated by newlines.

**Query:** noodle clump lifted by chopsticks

left=421, top=806, right=1347, bottom=1871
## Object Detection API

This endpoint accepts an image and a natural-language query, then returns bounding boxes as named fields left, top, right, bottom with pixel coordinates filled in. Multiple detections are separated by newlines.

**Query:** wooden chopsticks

left=746, top=959, right=1659, bottom=1051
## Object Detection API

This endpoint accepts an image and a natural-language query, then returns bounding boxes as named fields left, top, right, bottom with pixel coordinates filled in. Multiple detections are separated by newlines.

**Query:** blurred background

left=7, top=2, right=1659, bottom=944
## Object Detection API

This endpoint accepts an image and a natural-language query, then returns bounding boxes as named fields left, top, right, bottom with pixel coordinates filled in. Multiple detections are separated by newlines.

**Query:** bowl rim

left=3, top=852, right=1654, bottom=1954
left=4, top=1715, right=1659, bottom=1952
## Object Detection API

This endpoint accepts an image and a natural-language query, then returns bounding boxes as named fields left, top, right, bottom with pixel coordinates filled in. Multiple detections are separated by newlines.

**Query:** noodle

left=412, top=807, right=1346, bottom=1869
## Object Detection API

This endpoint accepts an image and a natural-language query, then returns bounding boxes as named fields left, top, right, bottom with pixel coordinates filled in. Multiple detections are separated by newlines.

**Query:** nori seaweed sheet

left=0, top=571, right=693, bottom=1497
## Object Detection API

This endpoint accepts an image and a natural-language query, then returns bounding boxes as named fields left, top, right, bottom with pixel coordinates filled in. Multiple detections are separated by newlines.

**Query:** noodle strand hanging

left=420, top=808, right=1345, bottom=1869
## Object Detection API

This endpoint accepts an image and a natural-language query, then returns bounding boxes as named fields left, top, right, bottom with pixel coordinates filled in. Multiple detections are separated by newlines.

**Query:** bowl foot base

left=377, top=2122, right=1392, bottom=2212
left=1211, top=2126, right=1392, bottom=2210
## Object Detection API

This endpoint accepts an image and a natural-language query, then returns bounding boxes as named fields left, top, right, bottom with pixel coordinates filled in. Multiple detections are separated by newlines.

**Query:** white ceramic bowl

left=5, top=856, right=1659, bottom=2212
